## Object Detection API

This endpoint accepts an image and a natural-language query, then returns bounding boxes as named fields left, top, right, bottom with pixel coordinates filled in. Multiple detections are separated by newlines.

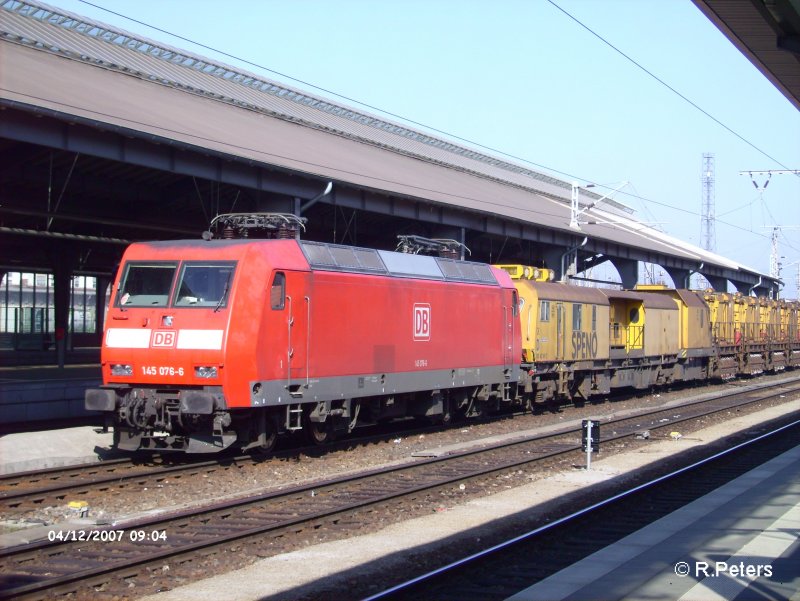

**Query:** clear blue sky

left=53, top=0, right=800, bottom=296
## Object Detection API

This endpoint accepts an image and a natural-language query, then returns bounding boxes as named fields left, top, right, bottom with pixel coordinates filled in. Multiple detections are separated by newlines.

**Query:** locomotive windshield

left=175, top=262, right=236, bottom=308
left=117, top=262, right=177, bottom=307
left=115, top=261, right=237, bottom=308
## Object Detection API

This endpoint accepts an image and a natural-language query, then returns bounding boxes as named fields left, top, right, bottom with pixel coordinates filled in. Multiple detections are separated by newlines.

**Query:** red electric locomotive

left=86, top=216, right=521, bottom=453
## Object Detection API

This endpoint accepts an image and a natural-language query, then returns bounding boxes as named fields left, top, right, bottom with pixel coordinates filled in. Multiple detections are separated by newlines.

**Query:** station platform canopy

left=0, top=0, right=781, bottom=295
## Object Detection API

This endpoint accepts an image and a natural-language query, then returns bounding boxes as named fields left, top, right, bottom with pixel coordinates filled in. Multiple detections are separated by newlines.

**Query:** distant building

left=0, top=272, right=106, bottom=350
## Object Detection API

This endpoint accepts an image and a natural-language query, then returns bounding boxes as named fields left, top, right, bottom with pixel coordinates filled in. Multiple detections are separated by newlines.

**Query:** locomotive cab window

left=174, top=262, right=236, bottom=308
left=116, top=262, right=177, bottom=307
left=270, top=272, right=286, bottom=310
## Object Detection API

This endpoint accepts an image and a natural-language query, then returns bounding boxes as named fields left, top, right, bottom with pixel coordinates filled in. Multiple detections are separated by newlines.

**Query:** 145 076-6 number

left=141, top=366, right=185, bottom=377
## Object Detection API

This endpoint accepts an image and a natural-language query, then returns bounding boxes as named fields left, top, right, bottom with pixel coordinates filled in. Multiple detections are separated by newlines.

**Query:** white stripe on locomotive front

left=106, top=328, right=151, bottom=348
left=104, top=328, right=223, bottom=350
left=176, top=329, right=224, bottom=350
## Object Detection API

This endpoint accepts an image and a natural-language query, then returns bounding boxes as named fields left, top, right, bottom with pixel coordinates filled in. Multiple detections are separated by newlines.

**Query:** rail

left=1, top=379, right=798, bottom=600
left=364, top=418, right=800, bottom=600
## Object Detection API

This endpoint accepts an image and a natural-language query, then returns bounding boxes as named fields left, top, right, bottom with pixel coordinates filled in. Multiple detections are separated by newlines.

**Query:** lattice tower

left=701, top=153, right=716, bottom=253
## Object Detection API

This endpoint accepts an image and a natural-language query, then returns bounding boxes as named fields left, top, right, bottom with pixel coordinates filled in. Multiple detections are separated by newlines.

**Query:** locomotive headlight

left=111, top=364, right=133, bottom=376
left=195, top=366, right=218, bottom=379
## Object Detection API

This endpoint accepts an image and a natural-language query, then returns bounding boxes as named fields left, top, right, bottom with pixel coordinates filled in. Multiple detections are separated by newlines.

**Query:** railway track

left=0, top=414, right=480, bottom=514
left=1, top=377, right=798, bottom=600
left=0, top=454, right=257, bottom=515
left=2, top=376, right=797, bottom=515
left=364, top=419, right=800, bottom=601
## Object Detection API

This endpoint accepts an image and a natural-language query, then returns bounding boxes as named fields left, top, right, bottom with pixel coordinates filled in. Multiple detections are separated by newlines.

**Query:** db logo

left=151, top=330, right=176, bottom=348
left=413, top=304, right=431, bottom=341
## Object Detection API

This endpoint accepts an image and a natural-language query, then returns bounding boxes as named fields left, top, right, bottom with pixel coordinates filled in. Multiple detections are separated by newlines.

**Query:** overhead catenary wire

left=72, top=0, right=796, bottom=240
left=546, top=0, right=798, bottom=176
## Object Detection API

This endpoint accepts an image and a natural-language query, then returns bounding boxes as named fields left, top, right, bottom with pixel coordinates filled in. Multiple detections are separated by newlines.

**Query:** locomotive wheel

left=259, top=422, right=278, bottom=453
left=441, top=396, right=455, bottom=424
left=305, top=418, right=336, bottom=445
left=423, top=396, right=456, bottom=425
left=245, top=410, right=278, bottom=454
left=464, top=397, right=484, bottom=419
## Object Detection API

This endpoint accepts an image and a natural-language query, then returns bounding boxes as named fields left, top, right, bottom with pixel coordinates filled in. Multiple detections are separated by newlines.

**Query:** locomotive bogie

left=671, top=357, right=708, bottom=383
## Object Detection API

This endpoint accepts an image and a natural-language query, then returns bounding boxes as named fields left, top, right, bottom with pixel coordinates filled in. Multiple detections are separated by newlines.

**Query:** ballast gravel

left=140, top=399, right=799, bottom=601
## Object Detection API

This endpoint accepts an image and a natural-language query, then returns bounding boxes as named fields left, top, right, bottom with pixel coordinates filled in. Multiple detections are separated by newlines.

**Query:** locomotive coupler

left=212, top=412, right=232, bottom=437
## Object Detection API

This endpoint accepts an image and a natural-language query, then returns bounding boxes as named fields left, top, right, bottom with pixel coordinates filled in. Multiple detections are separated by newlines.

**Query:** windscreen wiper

left=214, top=272, right=232, bottom=313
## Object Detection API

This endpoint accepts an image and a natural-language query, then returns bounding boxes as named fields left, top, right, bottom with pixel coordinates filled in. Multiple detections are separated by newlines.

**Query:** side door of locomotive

left=271, top=270, right=312, bottom=395
left=503, top=289, right=517, bottom=371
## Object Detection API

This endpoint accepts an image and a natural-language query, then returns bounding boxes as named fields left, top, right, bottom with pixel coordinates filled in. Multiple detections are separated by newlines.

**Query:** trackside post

left=582, top=419, right=600, bottom=470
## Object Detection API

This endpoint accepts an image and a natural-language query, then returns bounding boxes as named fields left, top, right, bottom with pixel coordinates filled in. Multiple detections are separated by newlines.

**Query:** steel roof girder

left=0, top=103, right=332, bottom=200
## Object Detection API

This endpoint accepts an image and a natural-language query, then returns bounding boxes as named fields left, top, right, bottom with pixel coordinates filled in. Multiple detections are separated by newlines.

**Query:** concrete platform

left=0, top=425, right=113, bottom=474
left=507, top=444, right=800, bottom=601
left=0, top=364, right=101, bottom=426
